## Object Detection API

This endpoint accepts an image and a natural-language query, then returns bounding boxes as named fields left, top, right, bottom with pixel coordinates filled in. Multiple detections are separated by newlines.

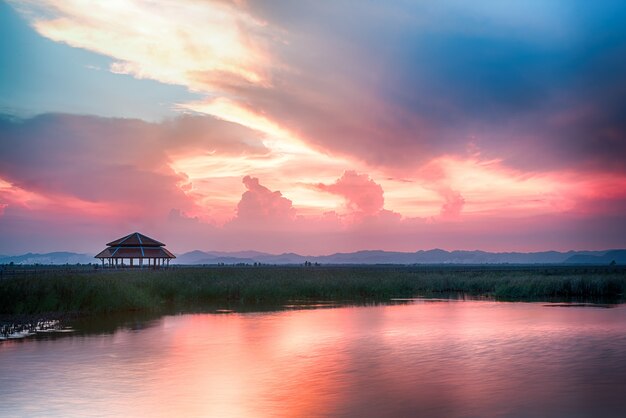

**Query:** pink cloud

left=439, top=189, right=465, bottom=220
left=2, top=114, right=626, bottom=255
left=0, top=113, right=271, bottom=223
left=317, top=171, right=385, bottom=216
left=234, top=176, right=296, bottom=224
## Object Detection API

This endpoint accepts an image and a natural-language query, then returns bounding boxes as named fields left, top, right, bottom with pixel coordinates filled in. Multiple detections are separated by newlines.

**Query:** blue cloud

left=0, top=2, right=199, bottom=121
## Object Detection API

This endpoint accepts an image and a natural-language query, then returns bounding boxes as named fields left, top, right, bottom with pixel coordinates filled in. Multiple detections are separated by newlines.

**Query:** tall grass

left=1, top=266, right=624, bottom=316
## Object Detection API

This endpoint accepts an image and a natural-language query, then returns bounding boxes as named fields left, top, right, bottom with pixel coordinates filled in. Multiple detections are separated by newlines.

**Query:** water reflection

left=1, top=301, right=626, bottom=417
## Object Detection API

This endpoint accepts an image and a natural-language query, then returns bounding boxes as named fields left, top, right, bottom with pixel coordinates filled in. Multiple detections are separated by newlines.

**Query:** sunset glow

left=1, top=0, right=626, bottom=254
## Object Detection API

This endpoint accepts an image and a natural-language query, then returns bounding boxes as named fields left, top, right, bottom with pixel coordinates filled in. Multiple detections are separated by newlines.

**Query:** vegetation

left=0, top=266, right=624, bottom=317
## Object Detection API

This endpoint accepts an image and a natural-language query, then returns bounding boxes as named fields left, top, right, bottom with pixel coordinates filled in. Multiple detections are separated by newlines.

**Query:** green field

left=1, top=265, right=624, bottom=318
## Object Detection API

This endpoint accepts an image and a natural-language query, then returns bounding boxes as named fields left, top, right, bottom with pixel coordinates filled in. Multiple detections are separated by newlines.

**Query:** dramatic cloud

left=235, top=176, right=296, bottom=224
left=13, top=0, right=274, bottom=90
left=439, top=189, right=465, bottom=220
left=0, top=113, right=272, bottom=241
left=2, top=1, right=626, bottom=253
left=0, top=113, right=269, bottom=210
left=317, top=171, right=385, bottom=217
left=8, top=0, right=626, bottom=175
left=2, top=111, right=626, bottom=254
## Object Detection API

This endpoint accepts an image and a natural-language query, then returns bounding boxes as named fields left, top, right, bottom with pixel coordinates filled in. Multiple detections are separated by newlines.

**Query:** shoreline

left=1, top=266, right=624, bottom=329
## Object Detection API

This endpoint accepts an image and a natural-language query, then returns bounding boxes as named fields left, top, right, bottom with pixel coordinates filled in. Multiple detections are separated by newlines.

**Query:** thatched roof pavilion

left=95, top=232, right=175, bottom=268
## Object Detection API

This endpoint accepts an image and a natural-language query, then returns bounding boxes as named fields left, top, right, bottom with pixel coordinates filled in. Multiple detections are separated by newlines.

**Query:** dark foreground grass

left=1, top=266, right=625, bottom=317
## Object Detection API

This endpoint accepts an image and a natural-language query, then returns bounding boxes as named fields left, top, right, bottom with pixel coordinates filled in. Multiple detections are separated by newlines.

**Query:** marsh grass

left=1, top=266, right=624, bottom=316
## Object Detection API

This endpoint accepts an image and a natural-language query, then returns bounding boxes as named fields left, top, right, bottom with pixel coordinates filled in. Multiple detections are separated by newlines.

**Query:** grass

left=1, top=265, right=625, bottom=317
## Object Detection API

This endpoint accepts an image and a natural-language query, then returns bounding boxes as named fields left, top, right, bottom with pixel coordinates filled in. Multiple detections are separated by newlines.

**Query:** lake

left=1, top=299, right=626, bottom=417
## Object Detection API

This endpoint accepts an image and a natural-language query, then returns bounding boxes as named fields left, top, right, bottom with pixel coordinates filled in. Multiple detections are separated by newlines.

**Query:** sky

left=1, top=0, right=626, bottom=255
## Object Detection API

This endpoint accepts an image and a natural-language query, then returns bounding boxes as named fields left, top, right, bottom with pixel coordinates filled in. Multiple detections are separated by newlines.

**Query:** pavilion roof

left=96, top=232, right=176, bottom=259
left=95, top=246, right=175, bottom=259
left=106, top=232, right=165, bottom=247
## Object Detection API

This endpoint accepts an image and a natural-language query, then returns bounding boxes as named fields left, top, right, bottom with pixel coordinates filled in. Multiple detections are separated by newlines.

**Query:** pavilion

left=95, top=232, right=175, bottom=268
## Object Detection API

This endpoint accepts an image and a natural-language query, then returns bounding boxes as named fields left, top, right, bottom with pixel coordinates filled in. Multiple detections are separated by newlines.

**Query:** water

left=2, top=300, right=626, bottom=418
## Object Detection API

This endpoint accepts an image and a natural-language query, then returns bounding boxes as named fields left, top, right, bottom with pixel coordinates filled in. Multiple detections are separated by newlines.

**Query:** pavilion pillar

left=130, top=258, right=134, bottom=267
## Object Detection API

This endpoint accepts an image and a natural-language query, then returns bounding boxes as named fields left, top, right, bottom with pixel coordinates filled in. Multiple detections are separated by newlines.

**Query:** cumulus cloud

left=0, top=112, right=270, bottom=228
left=317, top=171, right=385, bottom=216
left=234, top=175, right=296, bottom=223
left=439, top=189, right=465, bottom=220
left=3, top=2, right=626, bottom=254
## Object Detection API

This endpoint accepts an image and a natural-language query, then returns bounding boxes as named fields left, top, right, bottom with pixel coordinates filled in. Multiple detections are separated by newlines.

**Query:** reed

left=1, top=266, right=624, bottom=316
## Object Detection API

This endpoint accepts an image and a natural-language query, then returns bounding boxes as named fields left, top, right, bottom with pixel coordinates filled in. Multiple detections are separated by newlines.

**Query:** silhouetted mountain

left=564, top=250, right=626, bottom=265
left=2, top=249, right=623, bottom=266
left=172, top=249, right=621, bottom=265
left=0, top=252, right=95, bottom=265
left=174, top=250, right=212, bottom=265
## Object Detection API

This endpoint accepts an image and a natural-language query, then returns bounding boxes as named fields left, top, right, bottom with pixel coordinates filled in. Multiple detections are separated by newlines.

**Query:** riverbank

left=1, top=266, right=624, bottom=322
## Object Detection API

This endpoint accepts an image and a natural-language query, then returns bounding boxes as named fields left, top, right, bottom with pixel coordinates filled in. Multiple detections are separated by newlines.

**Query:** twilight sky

left=1, top=0, right=626, bottom=255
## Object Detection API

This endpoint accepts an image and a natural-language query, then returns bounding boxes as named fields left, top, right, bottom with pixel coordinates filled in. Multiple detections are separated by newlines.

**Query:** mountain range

left=2, top=249, right=625, bottom=266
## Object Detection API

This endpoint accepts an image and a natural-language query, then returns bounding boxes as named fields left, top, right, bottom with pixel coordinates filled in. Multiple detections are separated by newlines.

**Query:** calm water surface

left=1, top=300, right=626, bottom=418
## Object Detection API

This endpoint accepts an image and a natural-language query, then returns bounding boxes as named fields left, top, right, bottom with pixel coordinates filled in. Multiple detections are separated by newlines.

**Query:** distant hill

left=2, top=249, right=624, bottom=266
left=173, top=249, right=621, bottom=265
left=0, top=252, right=95, bottom=265
left=563, top=250, right=626, bottom=265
